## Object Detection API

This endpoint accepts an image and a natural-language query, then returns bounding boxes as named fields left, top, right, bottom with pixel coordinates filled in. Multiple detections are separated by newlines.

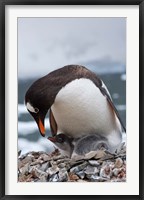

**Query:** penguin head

left=25, top=77, right=55, bottom=137
left=48, top=134, right=74, bottom=157
left=25, top=100, right=47, bottom=136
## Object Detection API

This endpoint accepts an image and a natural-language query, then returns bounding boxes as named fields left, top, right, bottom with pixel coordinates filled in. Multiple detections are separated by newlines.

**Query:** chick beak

left=48, top=136, right=56, bottom=142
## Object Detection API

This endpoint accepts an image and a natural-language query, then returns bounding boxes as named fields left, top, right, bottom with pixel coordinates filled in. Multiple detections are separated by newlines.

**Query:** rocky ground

left=18, top=142, right=126, bottom=182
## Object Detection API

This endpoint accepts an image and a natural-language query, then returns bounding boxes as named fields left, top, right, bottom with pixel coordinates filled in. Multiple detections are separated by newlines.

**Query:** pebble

left=76, top=171, right=85, bottom=179
left=84, top=151, right=97, bottom=159
left=39, top=162, right=49, bottom=172
left=31, top=168, right=47, bottom=178
left=113, top=168, right=120, bottom=176
left=19, top=163, right=29, bottom=175
left=100, top=165, right=113, bottom=179
left=19, top=156, right=33, bottom=168
left=115, top=158, right=123, bottom=168
left=38, top=175, right=48, bottom=182
left=46, top=166, right=59, bottom=176
left=84, top=165, right=99, bottom=175
left=88, top=160, right=100, bottom=166
left=40, top=154, right=51, bottom=161
left=18, top=144, right=126, bottom=182
left=53, top=155, right=66, bottom=161
left=56, top=158, right=70, bottom=165
left=50, top=161, right=57, bottom=166
left=87, top=174, right=108, bottom=182
left=70, top=162, right=87, bottom=173
left=58, top=168, right=68, bottom=182
left=94, top=150, right=106, bottom=159
left=58, top=163, right=66, bottom=168
left=69, top=172, right=79, bottom=181
left=49, top=174, right=59, bottom=182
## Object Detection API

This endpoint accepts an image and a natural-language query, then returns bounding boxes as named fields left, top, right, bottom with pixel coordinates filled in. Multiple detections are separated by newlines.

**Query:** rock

left=18, top=174, right=33, bottom=182
left=30, top=151, right=44, bottom=159
left=30, top=167, right=47, bottom=178
left=30, top=159, right=43, bottom=166
left=84, top=151, right=98, bottom=159
left=71, top=153, right=85, bottom=161
left=70, top=166, right=80, bottom=173
left=58, top=168, right=68, bottom=182
left=88, top=160, right=100, bottom=166
left=53, top=155, right=67, bottom=161
left=50, top=148, right=61, bottom=157
left=84, top=165, right=99, bottom=175
left=117, top=168, right=126, bottom=179
left=19, top=156, right=33, bottom=168
left=113, top=168, right=120, bottom=176
left=39, top=162, right=49, bottom=172
left=56, top=158, right=70, bottom=165
left=58, top=163, right=66, bottom=168
left=19, top=163, right=29, bottom=175
left=29, top=164, right=41, bottom=173
left=94, top=150, right=106, bottom=159
left=38, top=175, right=48, bottom=182
left=115, top=158, right=123, bottom=168
left=40, top=154, right=51, bottom=161
left=49, top=174, right=59, bottom=182
left=18, top=146, right=126, bottom=183
left=71, top=151, right=98, bottom=161
left=76, top=171, right=85, bottom=179
left=19, top=152, right=29, bottom=160
left=70, top=162, right=87, bottom=173
left=100, top=165, right=113, bottom=179
left=50, top=161, right=57, bottom=166
left=46, top=166, right=59, bottom=176
left=68, top=172, right=79, bottom=181
left=70, top=160, right=84, bottom=167
left=87, top=174, right=108, bottom=182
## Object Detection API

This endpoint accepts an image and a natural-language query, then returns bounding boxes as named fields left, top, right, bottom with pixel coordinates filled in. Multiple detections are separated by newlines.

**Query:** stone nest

left=18, top=142, right=126, bottom=182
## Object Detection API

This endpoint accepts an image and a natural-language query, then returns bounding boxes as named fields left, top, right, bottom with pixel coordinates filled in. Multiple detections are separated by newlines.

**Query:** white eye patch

left=26, top=102, right=39, bottom=113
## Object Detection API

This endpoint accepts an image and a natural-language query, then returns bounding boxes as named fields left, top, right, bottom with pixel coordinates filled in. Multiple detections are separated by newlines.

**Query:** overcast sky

left=18, top=17, right=126, bottom=79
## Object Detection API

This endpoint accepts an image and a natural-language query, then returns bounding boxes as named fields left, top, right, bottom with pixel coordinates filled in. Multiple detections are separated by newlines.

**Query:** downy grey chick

left=48, top=133, right=110, bottom=158
left=48, top=134, right=74, bottom=157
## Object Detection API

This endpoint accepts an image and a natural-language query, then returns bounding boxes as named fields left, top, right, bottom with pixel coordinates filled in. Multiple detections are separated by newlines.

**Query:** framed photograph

left=0, top=0, right=143, bottom=199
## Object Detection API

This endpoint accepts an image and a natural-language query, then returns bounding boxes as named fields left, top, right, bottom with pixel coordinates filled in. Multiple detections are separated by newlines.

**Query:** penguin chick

left=48, top=134, right=74, bottom=157
left=73, top=134, right=110, bottom=155
left=48, top=133, right=110, bottom=158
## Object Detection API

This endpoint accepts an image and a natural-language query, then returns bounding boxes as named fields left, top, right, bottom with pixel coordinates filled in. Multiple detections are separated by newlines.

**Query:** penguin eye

left=34, top=107, right=39, bottom=113
left=26, top=102, right=39, bottom=113
left=57, top=137, right=64, bottom=143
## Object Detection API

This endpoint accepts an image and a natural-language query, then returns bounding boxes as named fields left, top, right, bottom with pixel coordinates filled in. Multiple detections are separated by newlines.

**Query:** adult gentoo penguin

left=25, top=65, right=126, bottom=152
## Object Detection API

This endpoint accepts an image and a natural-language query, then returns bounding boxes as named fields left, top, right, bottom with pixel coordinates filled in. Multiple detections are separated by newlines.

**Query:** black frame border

left=0, top=1, right=143, bottom=199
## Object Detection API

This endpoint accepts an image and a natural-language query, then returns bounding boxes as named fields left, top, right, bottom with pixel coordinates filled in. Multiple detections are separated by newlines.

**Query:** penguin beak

left=27, top=107, right=48, bottom=137
left=33, top=112, right=46, bottom=137
left=48, top=136, right=56, bottom=142
left=38, top=117, right=45, bottom=137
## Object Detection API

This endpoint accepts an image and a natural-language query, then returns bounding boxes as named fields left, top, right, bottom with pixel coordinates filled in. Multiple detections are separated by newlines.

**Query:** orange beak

left=38, top=118, right=45, bottom=137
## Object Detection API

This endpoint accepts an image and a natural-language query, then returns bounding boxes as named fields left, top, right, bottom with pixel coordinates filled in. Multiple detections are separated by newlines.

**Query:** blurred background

left=18, top=17, right=126, bottom=155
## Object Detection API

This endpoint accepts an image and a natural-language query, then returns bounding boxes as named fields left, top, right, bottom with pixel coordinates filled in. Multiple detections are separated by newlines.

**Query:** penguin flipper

left=49, top=108, right=57, bottom=136
left=100, top=87, right=126, bottom=133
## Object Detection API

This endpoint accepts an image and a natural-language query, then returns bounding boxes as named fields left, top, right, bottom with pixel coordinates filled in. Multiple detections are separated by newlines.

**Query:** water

left=18, top=72, right=126, bottom=154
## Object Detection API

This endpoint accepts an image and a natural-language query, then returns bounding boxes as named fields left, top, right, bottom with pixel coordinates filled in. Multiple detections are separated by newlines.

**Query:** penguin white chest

left=51, top=78, right=119, bottom=137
